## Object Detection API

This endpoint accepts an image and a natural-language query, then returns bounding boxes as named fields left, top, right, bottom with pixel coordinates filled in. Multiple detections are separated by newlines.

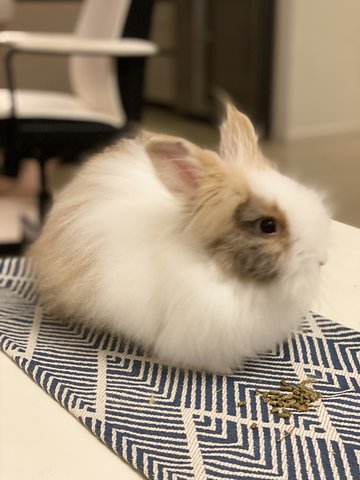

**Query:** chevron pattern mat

left=0, top=257, right=359, bottom=479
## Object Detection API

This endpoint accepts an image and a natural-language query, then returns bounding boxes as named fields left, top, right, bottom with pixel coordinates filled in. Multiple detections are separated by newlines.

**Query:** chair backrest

left=69, top=0, right=131, bottom=127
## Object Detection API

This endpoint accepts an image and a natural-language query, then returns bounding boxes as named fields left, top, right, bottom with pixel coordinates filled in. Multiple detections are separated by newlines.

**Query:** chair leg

left=38, top=157, right=52, bottom=223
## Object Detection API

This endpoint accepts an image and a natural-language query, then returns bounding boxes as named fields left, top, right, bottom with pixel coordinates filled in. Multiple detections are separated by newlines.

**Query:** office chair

left=0, top=0, right=157, bottom=252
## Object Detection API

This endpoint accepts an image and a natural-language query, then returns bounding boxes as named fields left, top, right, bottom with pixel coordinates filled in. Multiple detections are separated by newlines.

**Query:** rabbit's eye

left=259, top=217, right=277, bottom=234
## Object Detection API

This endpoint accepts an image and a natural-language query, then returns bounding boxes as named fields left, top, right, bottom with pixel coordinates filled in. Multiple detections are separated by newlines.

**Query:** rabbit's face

left=145, top=104, right=330, bottom=284
left=198, top=164, right=329, bottom=283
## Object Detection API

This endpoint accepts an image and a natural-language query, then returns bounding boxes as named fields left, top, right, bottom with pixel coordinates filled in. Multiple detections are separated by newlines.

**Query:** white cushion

left=0, top=89, right=123, bottom=127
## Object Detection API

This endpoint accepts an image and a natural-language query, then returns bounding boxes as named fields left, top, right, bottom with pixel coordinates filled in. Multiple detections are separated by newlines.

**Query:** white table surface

left=1, top=220, right=359, bottom=480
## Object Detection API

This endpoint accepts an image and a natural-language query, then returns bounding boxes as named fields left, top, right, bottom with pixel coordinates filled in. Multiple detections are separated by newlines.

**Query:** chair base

left=0, top=238, right=26, bottom=257
left=0, top=118, right=123, bottom=178
left=0, top=118, right=127, bottom=253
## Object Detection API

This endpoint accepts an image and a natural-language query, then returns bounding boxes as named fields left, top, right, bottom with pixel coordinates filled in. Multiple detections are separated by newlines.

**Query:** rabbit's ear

left=146, top=135, right=216, bottom=196
left=219, top=104, right=259, bottom=164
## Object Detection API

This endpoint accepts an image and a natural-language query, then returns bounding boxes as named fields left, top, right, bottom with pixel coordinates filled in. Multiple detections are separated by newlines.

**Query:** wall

left=272, top=0, right=360, bottom=140
left=3, top=0, right=360, bottom=140
left=0, top=1, right=80, bottom=92
left=145, top=0, right=176, bottom=104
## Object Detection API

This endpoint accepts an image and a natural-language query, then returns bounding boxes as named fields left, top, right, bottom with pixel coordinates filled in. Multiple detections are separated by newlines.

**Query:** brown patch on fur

left=211, top=195, right=290, bottom=282
left=234, top=196, right=288, bottom=235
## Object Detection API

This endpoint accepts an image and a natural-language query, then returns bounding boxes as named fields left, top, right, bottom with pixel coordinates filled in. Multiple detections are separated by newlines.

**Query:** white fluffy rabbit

left=29, top=105, right=330, bottom=373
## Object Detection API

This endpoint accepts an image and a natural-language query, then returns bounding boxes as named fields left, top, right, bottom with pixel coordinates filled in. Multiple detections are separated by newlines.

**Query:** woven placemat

left=0, top=257, right=359, bottom=479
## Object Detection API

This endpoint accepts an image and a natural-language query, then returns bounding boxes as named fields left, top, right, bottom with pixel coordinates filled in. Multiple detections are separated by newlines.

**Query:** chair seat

left=0, top=89, right=123, bottom=128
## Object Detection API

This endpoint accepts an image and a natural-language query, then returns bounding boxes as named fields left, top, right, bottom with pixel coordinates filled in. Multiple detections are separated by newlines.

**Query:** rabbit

left=29, top=104, right=330, bottom=373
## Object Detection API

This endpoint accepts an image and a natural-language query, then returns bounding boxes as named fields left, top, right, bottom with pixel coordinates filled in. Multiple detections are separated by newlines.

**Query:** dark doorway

left=176, top=0, right=275, bottom=136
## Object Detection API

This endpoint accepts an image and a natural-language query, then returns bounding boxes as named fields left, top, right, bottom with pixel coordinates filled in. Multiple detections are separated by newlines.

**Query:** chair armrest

left=0, top=31, right=158, bottom=57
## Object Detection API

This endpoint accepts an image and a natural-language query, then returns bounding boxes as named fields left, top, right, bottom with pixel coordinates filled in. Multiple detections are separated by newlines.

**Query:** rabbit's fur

left=29, top=105, right=330, bottom=372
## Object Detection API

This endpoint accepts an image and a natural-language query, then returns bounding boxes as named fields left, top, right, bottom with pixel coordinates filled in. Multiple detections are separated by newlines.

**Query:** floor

left=0, top=106, right=359, bottom=248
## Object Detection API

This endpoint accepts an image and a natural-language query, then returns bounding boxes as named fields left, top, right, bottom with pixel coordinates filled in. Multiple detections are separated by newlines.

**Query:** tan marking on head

left=206, top=191, right=291, bottom=282
left=187, top=161, right=250, bottom=244
left=145, top=128, right=288, bottom=282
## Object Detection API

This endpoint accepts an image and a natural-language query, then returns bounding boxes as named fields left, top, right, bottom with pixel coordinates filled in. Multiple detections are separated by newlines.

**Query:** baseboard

left=283, top=120, right=360, bottom=140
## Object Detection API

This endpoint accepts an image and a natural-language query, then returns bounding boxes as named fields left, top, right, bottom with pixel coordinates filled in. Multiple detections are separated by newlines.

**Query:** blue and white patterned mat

left=0, top=258, right=359, bottom=479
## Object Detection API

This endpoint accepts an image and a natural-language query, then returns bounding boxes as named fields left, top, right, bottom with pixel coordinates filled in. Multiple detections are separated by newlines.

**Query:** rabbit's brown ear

left=219, top=104, right=259, bottom=164
left=146, top=134, right=220, bottom=197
